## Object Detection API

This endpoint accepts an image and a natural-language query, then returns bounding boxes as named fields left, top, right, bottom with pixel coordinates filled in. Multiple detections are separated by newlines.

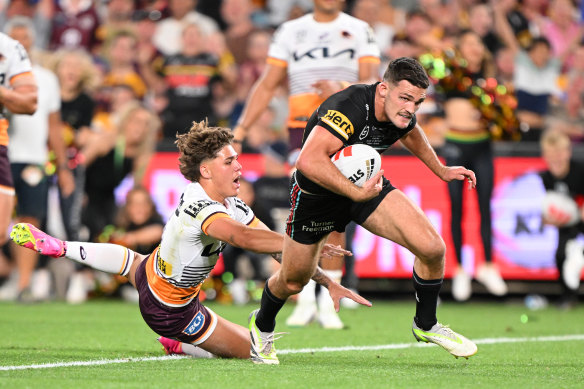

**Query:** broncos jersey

left=0, top=32, right=33, bottom=146
left=267, top=12, right=380, bottom=128
left=295, top=83, right=417, bottom=195
left=146, top=182, right=258, bottom=307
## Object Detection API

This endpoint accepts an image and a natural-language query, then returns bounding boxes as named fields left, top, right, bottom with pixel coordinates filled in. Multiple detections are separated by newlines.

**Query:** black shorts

left=0, top=146, right=14, bottom=194
left=286, top=172, right=396, bottom=244
left=135, top=255, right=217, bottom=345
left=11, top=163, right=49, bottom=221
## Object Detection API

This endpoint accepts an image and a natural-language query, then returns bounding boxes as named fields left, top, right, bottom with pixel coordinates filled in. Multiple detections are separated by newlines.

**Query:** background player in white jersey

left=233, top=0, right=380, bottom=329
left=0, top=30, right=36, bottom=280
left=10, top=121, right=370, bottom=360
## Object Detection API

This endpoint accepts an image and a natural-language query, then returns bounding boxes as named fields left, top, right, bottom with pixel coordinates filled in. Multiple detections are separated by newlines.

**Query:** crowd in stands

left=0, top=0, right=583, bottom=304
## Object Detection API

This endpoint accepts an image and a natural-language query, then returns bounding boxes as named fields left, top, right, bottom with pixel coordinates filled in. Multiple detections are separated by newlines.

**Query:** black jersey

left=539, top=160, right=584, bottom=233
left=295, top=82, right=417, bottom=195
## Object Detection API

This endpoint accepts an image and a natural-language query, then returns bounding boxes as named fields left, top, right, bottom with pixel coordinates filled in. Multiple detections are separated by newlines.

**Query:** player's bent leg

left=360, top=190, right=445, bottom=277
left=250, top=236, right=323, bottom=364
left=360, top=190, right=477, bottom=358
left=197, top=315, right=250, bottom=359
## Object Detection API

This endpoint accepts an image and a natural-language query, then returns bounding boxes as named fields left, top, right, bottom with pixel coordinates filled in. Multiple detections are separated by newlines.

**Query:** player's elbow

left=22, top=97, right=37, bottom=114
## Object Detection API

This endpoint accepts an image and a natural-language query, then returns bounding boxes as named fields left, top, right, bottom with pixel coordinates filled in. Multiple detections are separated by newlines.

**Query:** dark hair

left=175, top=120, right=234, bottom=182
left=383, top=57, right=430, bottom=89
left=527, top=37, right=551, bottom=52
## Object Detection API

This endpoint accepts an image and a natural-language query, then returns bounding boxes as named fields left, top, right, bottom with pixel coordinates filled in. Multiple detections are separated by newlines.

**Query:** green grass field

left=1, top=298, right=583, bottom=388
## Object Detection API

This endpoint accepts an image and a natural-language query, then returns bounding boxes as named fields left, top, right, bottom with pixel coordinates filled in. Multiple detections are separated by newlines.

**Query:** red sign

left=141, top=153, right=566, bottom=281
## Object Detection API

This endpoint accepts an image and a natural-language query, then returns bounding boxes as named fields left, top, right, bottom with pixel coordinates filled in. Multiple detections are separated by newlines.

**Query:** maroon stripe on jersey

left=286, top=183, right=301, bottom=236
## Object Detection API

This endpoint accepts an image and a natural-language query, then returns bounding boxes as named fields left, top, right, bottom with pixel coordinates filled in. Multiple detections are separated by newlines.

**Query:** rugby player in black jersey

left=249, top=57, right=479, bottom=364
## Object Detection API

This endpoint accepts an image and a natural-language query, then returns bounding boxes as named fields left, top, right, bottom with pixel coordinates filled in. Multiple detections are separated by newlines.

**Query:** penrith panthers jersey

left=295, top=83, right=417, bottom=195
left=267, top=12, right=380, bottom=128
left=146, top=182, right=258, bottom=307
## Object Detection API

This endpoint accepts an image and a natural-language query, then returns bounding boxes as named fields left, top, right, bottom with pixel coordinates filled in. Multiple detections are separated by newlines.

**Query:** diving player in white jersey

left=233, top=0, right=380, bottom=330
left=10, top=121, right=370, bottom=361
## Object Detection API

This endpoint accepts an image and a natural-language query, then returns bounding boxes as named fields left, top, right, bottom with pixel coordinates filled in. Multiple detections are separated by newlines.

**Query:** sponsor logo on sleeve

left=322, top=110, right=354, bottom=138
left=182, top=311, right=206, bottom=336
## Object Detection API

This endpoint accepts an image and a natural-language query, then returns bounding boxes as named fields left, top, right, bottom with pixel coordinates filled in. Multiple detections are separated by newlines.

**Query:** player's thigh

left=361, top=189, right=445, bottom=259
left=0, top=192, right=14, bottom=242
left=199, top=315, right=250, bottom=359
left=128, top=252, right=149, bottom=288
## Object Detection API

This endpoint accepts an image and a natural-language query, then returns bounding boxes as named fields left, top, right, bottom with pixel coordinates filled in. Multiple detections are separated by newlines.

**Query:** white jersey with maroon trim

left=148, top=182, right=257, bottom=307
left=267, top=12, right=380, bottom=127
left=0, top=32, right=34, bottom=146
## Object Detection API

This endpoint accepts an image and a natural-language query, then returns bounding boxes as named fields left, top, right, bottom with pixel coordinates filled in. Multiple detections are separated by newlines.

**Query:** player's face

left=542, top=144, right=571, bottom=178
left=313, top=0, right=344, bottom=14
left=205, top=145, right=242, bottom=199
left=382, top=80, right=426, bottom=128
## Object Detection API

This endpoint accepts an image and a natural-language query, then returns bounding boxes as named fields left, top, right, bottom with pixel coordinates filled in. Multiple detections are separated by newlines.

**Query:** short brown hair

left=175, top=121, right=234, bottom=182
left=383, top=57, right=429, bottom=89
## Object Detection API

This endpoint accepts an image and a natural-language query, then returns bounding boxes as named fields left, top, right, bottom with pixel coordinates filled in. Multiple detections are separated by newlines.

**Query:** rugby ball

left=331, top=144, right=381, bottom=187
left=541, top=191, right=581, bottom=227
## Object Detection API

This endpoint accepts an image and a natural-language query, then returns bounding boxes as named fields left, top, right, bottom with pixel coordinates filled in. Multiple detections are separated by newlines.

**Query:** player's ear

left=379, top=82, right=388, bottom=97
left=200, top=164, right=211, bottom=179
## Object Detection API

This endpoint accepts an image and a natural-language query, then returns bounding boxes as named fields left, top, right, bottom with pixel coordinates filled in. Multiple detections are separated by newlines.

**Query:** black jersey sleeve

left=316, top=87, right=367, bottom=143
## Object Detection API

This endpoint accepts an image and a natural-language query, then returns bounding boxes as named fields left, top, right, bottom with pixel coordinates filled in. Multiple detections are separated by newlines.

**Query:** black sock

left=255, top=282, right=286, bottom=332
left=413, top=269, right=442, bottom=330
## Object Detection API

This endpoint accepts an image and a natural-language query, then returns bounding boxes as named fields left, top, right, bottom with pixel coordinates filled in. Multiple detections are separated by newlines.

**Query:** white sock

left=297, top=279, right=317, bottom=305
left=180, top=343, right=216, bottom=358
left=322, top=269, right=343, bottom=284
left=65, top=242, right=135, bottom=276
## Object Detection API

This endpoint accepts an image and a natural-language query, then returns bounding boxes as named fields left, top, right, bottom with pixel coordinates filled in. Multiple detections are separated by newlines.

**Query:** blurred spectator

left=152, top=0, right=219, bottom=56
left=0, top=0, right=53, bottom=50
left=99, top=29, right=148, bottom=103
left=95, top=0, right=136, bottom=44
left=425, top=29, right=511, bottom=301
left=82, top=101, right=160, bottom=241
left=235, top=29, right=274, bottom=120
left=499, top=0, right=544, bottom=49
left=467, top=2, right=502, bottom=55
left=351, top=0, right=396, bottom=55
left=50, top=0, right=100, bottom=52
left=494, top=4, right=561, bottom=142
left=221, top=0, right=260, bottom=66
left=266, top=0, right=313, bottom=27
left=4, top=16, right=72, bottom=302
left=49, top=49, right=99, bottom=243
left=540, top=0, right=582, bottom=71
left=143, top=23, right=236, bottom=138
left=92, top=84, right=137, bottom=134
left=112, top=186, right=164, bottom=255
left=539, top=128, right=584, bottom=309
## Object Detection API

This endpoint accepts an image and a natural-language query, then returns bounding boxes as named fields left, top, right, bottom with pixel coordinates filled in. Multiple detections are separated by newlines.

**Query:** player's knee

left=418, top=236, right=446, bottom=263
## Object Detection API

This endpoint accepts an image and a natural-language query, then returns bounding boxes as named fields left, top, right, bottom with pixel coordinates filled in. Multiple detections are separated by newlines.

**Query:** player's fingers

left=348, top=291, right=372, bottom=307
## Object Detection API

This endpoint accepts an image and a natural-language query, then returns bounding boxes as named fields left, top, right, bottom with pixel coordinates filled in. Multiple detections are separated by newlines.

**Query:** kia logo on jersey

left=293, top=47, right=355, bottom=62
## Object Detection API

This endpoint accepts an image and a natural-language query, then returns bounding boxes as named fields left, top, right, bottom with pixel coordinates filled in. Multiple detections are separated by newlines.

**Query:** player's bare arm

left=233, top=63, right=287, bottom=144
left=296, top=126, right=383, bottom=202
left=401, top=124, right=477, bottom=188
left=205, top=216, right=283, bottom=254
left=0, top=74, right=37, bottom=114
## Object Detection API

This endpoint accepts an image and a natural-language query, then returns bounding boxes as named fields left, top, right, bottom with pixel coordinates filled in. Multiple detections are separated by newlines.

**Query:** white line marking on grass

left=2, top=334, right=583, bottom=371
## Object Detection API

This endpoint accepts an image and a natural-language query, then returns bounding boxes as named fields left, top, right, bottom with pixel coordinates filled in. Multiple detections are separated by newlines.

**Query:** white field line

left=1, top=334, right=583, bottom=371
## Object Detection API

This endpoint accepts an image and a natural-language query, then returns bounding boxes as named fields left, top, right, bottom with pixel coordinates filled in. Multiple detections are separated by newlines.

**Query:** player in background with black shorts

left=0, top=31, right=37, bottom=276
left=248, top=57, right=478, bottom=364
left=233, top=0, right=380, bottom=330
left=10, top=121, right=369, bottom=361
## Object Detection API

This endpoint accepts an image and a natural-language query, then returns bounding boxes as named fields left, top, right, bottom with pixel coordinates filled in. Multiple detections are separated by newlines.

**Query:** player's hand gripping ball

left=331, top=144, right=381, bottom=187
left=541, top=191, right=580, bottom=227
